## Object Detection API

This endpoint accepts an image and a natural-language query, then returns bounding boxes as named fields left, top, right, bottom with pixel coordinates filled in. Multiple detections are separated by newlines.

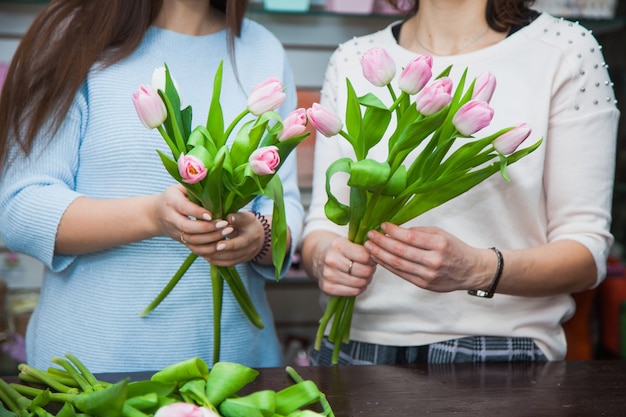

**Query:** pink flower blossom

left=247, top=77, right=286, bottom=116
left=177, top=153, right=208, bottom=184
left=492, top=123, right=532, bottom=155
left=132, top=85, right=167, bottom=129
left=154, top=403, right=218, bottom=417
left=361, top=47, right=396, bottom=87
left=452, top=100, right=494, bottom=136
left=249, top=146, right=280, bottom=175
left=306, top=103, right=343, bottom=137
left=472, top=71, right=497, bottom=103
left=415, top=77, right=453, bottom=116
left=397, top=54, right=433, bottom=95
left=278, top=108, right=308, bottom=141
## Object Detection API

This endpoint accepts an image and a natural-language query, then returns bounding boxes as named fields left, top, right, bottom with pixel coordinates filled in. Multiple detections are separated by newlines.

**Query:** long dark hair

left=386, top=0, right=536, bottom=32
left=0, top=0, right=249, bottom=165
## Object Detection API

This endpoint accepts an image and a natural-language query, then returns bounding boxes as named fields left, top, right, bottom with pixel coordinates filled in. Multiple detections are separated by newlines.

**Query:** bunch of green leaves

left=0, top=354, right=334, bottom=417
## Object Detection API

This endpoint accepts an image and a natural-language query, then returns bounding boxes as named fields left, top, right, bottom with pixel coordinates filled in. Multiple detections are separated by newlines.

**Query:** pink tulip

left=132, top=85, right=167, bottom=129
left=492, top=123, right=532, bottom=155
left=247, top=77, right=286, bottom=116
left=249, top=146, right=280, bottom=175
left=397, top=54, right=433, bottom=94
left=415, top=77, right=453, bottom=116
left=472, top=71, right=497, bottom=103
left=278, top=108, right=308, bottom=141
left=452, top=100, right=494, bottom=136
left=306, top=103, right=343, bottom=137
left=361, top=47, right=396, bottom=87
left=154, top=403, right=218, bottom=417
left=177, top=153, right=208, bottom=184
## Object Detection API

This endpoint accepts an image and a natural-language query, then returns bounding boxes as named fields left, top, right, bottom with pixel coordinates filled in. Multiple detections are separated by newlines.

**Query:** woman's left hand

left=364, top=222, right=495, bottom=292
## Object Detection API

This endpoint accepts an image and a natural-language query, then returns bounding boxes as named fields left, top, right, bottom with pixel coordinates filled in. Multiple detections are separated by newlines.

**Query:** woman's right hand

left=302, top=230, right=376, bottom=297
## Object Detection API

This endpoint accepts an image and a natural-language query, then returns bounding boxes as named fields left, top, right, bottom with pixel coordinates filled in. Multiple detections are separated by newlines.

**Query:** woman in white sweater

left=302, top=0, right=619, bottom=364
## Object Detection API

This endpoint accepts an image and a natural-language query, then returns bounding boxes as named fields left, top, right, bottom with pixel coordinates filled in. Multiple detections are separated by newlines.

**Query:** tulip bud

left=492, top=123, right=532, bottom=155
left=247, top=77, right=287, bottom=116
left=452, top=100, right=494, bottom=136
left=472, top=71, right=497, bottom=103
left=177, top=153, right=208, bottom=184
left=249, top=146, right=280, bottom=175
left=278, top=108, right=308, bottom=141
left=155, top=403, right=218, bottom=417
left=306, top=103, right=343, bottom=137
left=398, top=54, right=433, bottom=95
left=132, top=85, right=167, bottom=129
left=360, top=47, right=397, bottom=87
left=151, top=66, right=182, bottom=97
left=415, top=77, right=453, bottom=116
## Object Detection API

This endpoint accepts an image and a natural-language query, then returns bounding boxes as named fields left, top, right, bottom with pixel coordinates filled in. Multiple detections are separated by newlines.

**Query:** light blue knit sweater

left=0, top=20, right=304, bottom=373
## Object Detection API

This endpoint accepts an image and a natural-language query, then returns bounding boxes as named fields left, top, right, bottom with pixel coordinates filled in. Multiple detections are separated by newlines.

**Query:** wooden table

left=243, top=360, right=626, bottom=416
left=4, top=360, right=626, bottom=416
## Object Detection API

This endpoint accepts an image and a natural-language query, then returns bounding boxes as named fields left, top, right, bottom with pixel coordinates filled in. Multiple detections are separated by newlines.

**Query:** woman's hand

left=364, top=223, right=495, bottom=293
left=302, top=230, right=376, bottom=297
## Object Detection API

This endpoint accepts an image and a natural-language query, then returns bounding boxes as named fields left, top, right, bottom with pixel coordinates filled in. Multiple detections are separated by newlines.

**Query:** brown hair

left=0, top=0, right=249, bottom=165
left=386, top=0, right=536, bottom=32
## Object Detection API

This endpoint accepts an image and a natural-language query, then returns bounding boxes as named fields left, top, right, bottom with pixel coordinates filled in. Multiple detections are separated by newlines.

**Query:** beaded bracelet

left=467, top=247, right=503, bottom=298
left=252, top=211, right=271, bottom=263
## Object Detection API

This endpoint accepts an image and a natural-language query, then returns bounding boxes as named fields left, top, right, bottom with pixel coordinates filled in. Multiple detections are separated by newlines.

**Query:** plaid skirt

left=310, top=336, right=548, bottom=365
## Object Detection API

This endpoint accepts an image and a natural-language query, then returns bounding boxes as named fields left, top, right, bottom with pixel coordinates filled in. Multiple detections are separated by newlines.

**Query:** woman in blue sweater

left=0, top=0, right=304, bottom=372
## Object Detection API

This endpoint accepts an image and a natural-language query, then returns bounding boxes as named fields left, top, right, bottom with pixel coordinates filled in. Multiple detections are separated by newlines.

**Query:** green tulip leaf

left=347, top=160, right=390, bottom=190
left=150, top=358, right=209, bottom=384
left=344, top=78, right=362, bottom=155
left=205, top=362, right=259, bottom=406
left=207, top=61, right=225, bottom=148
left=219, top=390, right=276, bottom=417
left=73, top=378, right=128, bottom=417
left=188, top=126, right=217, bottom=156
left=382, top=166, right=407, bottom=196
left=323, top=158, right=353, bottom=225
left=275, top=381, right=320, bottom=415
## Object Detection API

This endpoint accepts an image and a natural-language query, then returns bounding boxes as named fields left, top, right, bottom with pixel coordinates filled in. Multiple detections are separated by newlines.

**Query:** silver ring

left=180, top=233, right=187, bottom=244
left=347, top=260, right=353, bottom=275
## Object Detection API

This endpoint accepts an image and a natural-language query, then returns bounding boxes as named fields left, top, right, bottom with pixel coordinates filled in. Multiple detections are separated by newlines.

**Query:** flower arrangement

left=307, top=47, right=542, bottom=363
left=132, top=62, right=310, bottom=364
left=0, top=353, right=334, bottom=416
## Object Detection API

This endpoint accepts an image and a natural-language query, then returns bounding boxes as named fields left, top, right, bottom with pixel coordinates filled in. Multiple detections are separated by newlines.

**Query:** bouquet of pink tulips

left=307, top=47, right=542, bottom=364
left=132, top=61, right=309, bottom=364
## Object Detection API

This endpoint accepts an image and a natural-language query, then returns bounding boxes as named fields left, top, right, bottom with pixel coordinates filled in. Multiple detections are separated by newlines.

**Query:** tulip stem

left=223, top=109, right=250, bottom=144
left=140, top=253, right=198, bottom=317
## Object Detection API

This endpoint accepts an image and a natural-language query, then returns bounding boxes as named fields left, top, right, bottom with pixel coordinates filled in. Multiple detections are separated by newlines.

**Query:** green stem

left=140, top=253, right=198, bottom=317
left=52, top=357, right=92, bottom=392
left=18, top=364, right=77, bottom=394
left=211, top=264, right=223, bottom=365
left=157, top=125, right=179, bottom=159
left=223, top=109, right=250, bottom=142
left=315, top=296, right=340, bottom=350
left=10, top=383, right=74, bottom=403
left=65, top=352, right=101, bottom=388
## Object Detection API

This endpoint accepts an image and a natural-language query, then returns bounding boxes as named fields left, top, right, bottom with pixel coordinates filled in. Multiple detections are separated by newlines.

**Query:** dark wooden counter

left=5, top=360, right=626, bottom=416
left=244, top=360, right=626, bottom=416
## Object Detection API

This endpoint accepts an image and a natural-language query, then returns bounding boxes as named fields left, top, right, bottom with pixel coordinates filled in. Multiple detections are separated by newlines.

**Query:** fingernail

left=216, top=243, right=226, bottom=251
left=202, top=213, right=212, bottom=221
left=215, top=220, right=228, bottom=229
left=221, top=227, right=234, bottom=236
